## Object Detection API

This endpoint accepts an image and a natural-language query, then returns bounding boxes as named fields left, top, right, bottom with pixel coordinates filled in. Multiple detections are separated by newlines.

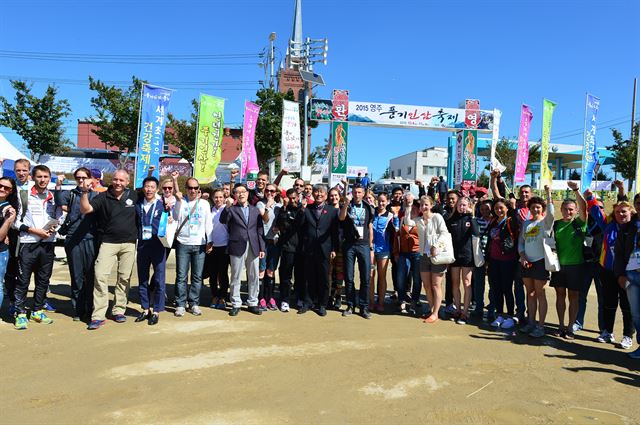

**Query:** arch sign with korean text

left=310, top=93, right=503, bottom=187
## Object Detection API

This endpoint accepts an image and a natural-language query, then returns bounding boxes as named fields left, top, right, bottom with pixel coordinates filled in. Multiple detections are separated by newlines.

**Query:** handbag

left=431, top=232, right=456, bottom=265
left=543, top=230, right=561, bottom=272
left=472, top=235, right=485, bottom=267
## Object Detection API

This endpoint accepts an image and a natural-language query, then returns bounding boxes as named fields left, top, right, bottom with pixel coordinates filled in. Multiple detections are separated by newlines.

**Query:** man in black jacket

left=296, top=184, right=339, bottom=316
left=275, top=188, right=302, bottom=312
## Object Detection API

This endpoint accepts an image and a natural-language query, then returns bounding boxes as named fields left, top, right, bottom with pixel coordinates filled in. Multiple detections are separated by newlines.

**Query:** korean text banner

left=462, top=130, right=478, bottom=183
left=581, top=94, right=600, bottom=192
left=135, top=84, right=172, bottom=188
left=330, top=121, right=348, bottom=174
left=241, top=101, right=261, bottom=179
left=490, top=109, right=506, bottom=173
left=281, top=100, right=301, bottom=172
left=540, top=99, right=557, bottom=188
left=194, top=94, right=225, bottom=183
left=309, top=99, right=496, bottom=132
left=514, top=104, right=533, bottom=183
left=332, top=90, right=349, bottom=120
left=454, top=131, right=463, bottom=186
left=464, top=99, right=480, bottom=129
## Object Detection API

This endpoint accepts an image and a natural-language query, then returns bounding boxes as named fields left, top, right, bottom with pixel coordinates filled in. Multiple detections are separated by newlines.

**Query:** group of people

left=1, top=160, right=639, bottom=359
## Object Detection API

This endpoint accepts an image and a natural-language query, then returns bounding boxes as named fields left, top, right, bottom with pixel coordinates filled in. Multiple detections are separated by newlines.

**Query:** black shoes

left=360, top=308, right=372, bottom=320
left=248, top=306, right=262, bottom=315
left=229, top=307, right=240, bottom=317
left=148, top=313, right=159, bottom=326
left=297, top=305, right=309, bottom=315
left=317, top=306, right=327, bottom=317
left=135, top=311, right=149, bottom=323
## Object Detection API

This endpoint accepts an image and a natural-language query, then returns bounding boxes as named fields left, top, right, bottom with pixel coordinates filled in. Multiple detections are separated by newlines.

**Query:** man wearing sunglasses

left=54, top=167, right=98, bottom=322
left=172, top=177, right=213, bottom=317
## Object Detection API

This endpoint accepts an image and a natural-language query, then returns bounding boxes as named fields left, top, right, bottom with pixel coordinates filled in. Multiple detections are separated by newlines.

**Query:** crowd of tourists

left=0, top=160, right=639, bottom=359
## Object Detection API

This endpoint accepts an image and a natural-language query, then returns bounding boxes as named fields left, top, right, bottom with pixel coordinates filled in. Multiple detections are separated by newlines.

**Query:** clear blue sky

left=1, top=0, right=638, bottom=179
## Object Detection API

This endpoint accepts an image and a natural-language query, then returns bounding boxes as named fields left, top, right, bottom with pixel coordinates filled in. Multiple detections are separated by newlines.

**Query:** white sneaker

left=501, top=318, right=516, bottom=330
left=174, top=307, right=185, bottom=317
left=620, top=335, right=633, bottom=350
left=190, top=305, right=202, bottom=316
left=280, top=302, right=290, bottom=313
left=490, top=316, right=505, bottom=328
left=571, top=322, right=582, bottom=333
left=596, top=331, right=615, bottom=344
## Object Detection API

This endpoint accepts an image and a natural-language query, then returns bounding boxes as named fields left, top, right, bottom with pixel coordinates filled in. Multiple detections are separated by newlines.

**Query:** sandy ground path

left=1, top=251, right=638, bottom=424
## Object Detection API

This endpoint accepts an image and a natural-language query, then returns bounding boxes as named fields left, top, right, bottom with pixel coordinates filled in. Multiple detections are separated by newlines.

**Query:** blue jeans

left=397, top=252, right=421, bottom=303
left=343, top=243, right=371, bottom=308
left=625, top=270, right=640, bottom=344
left=576, top=261, right=604, bottom=331
left=175, top=243, right=206, bottom=308
left=0, top=250, right=8, bottom=312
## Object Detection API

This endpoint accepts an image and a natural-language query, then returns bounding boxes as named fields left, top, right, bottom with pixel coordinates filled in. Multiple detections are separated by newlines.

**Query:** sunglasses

left=0, top=184, right=12, bottom=191
left=162, top=187, right=173, bottom=190
left=265, top=189, right=277, bottom=193
left=294, top=184, right=303, bottom=187
left=187, top=186, right=199, bottom=190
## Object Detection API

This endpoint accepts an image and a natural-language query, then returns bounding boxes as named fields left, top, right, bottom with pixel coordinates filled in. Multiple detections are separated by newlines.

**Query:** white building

left=388, top=147, right=448, bottom=181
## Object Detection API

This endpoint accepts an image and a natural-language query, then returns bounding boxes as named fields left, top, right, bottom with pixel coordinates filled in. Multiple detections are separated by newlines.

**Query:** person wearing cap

left=90, top=169, right=107, bottom=193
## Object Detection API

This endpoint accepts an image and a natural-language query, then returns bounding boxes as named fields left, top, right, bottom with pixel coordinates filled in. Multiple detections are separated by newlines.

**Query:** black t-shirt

left=89, top=188, right=139, bottom=244
left=343, top=201, right=374, bottom=245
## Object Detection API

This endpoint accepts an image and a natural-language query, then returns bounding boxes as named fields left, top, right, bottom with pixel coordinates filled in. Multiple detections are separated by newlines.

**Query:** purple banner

left=241, top=101, right=261, bottom=179
left=514, top=104, right=533, bottom=183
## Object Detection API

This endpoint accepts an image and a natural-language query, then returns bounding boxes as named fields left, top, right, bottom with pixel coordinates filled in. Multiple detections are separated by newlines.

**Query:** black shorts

left=420, top=255, right=448, bottom=274
left=521, top=259, right=549, bottom=281
left=550, top=264, right=584, bottom=291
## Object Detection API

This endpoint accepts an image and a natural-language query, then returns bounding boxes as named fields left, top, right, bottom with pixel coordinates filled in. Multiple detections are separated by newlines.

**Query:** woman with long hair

left=328, top=187, right=345, bottom=310
left=445, top=196, right=479, bottom=324
left=517, top=186, right=554, bottom=338
left=369, top=192, right=397, bottom=313
left=588, top=190, right=635, bottom=349
left=0, top=177, right=18, bottom=315
left=418, top=195, right=448, bottom=323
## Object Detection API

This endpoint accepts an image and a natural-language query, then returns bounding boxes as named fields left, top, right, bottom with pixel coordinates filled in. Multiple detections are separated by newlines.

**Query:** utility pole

left=632, top=78, right=637, bottom=139
left=269, top=32, right=276, bottom=89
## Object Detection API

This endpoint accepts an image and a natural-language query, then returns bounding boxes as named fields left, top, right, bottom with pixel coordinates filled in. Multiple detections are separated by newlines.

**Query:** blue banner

left=135, top=84, right=172, bottom=188
left=580, top=93, right=600, bottom=192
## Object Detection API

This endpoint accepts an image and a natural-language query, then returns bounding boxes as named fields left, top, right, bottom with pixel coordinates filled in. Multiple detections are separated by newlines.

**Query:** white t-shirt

left=173, top=199, right=213, bottom=246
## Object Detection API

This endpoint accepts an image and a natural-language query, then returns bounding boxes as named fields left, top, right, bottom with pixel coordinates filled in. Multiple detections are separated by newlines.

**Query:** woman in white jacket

left=417, top=196, right=450, bottom=324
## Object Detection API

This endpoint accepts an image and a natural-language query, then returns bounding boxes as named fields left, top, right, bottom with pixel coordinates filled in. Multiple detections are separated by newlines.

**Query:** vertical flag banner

left=281, top=100, right=302, bottom=172
left=540, top=99, right=557, bottom=188
left=462, top=130, right=478, bottom=184
left=581, top=94, right=600, bottom=191
left=194, top=94, right=225, bottom=183
left=454, top=131, right=463, bottom=186
left=490, top=109, right=506, bottom=173
left=134, top=84, right=172, bottom=188
left=332, top=89, right=349, bottom=121
left=514, top=104, right=533, bottom=183
left=240, top=101, right=261, bottom=179
left=464, top=99, right=480, bottom=128
left=329, top=121, right=348, bottom=187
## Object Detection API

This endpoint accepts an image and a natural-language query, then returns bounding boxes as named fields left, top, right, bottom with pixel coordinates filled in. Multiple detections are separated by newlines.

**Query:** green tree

left=380, top=167, right=391, bottom=179
left=253, top=88, right=295, bottom=169
left=165, top=98, right=198, bottom=163
left=0, top=80, right=71, bottom=161
left=595, top=170, right=610, bottom=181
left=477, top=171, right=489, bottom=188
left=607, top=123, right=639, bottom=191
left=491, top=137, right=541, bottom=184
left=87, top=75, right=146, bottom=167
left=308, top=137, right=331, bottom=168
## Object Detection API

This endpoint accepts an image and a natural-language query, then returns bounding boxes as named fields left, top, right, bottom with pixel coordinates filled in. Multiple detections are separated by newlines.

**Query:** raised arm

left=78, top=178, right=95, bottom=215
left=490, top=170, right=501, bottom=199
left=339, top=178, right=350, bottom=221
left=614, top=179, right=628, bottom=202
left=567, top=181, right=587, bottom=222
left=543, top=185, right=555, bottom=229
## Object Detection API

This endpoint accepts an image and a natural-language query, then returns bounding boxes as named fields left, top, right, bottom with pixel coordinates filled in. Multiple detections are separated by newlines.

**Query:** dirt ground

left=1, top=249, right=639, bottom=425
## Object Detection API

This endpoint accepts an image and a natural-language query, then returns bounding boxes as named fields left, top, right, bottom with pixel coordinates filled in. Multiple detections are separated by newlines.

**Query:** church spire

left=290, top=0, right=303, bottom=59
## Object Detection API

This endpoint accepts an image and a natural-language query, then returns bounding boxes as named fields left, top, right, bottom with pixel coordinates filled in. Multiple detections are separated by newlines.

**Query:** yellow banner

left=540, top=99, right=557, bottom=187
left=193, top=94, right=225, bottom=183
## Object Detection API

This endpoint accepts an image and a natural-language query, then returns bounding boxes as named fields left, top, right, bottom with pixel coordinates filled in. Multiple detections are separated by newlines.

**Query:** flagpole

left=632, top=78, right=638, bottom=193
left=132, top=83, right=145, bottom=185
left=192, top=94, right=203, bottom=179
left=581, top=93, right=589, bottom=191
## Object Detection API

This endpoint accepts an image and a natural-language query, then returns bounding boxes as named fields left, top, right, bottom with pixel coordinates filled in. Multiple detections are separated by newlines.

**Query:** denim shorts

left=374, top=251, right=390, bottom=261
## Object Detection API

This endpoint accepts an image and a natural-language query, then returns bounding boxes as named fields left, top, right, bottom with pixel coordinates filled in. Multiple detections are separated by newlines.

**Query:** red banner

left=332, top=89, right=349, bottom=121
left=464, top=99, right=480, bottom=129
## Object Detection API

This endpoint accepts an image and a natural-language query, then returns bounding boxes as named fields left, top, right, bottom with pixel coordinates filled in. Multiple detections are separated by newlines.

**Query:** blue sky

left=1, top=0, right=638, bottom=179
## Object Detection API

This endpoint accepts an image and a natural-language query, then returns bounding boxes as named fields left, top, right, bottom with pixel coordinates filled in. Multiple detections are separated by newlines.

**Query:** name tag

left=142, top=225, right=152, bottom=240
left=356, top=226, right=364, bottom=239
left=584, top=235, right=593, bottom=247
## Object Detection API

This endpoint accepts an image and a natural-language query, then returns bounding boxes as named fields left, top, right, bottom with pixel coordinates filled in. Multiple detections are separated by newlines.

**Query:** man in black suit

left=297, top=184, right=339, bottom=316
left=219, top=184, right=265, bottom=316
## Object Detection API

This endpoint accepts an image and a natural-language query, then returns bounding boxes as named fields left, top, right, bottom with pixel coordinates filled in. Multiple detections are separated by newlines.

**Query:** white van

left=372, top=178, right=420, bottom=197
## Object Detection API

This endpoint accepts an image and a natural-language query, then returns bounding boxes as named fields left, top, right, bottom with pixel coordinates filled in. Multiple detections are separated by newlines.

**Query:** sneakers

left=620, top=336, right=633, bottom=350
left=296, top=300, right=303, bottom=308
left=596, top=330, right=615, bottom=344
left=113, top=314, right=127, bottom=323
left=360, top=308, right=372, bottom=320
left=519, top=323, right=536, bottom=334
left=628, top=347, right=640, bottom=359
left=14, top=313, right=28, bottom=330
left=456, top=315, right=467, bottom=325
left=490, top=316, right=505, bottom=328
left=342, top=307, right=353, bottom=317
left=501, top=318, right=516, bottom=330
left=174, top=307, right=186, bottom=317
left=529, top=326, right=545, bottom=338
left=280, top=301, right=290, bottom=313
left=571, top=322, right=582, bottom=333
left=88, top=319, right=106, bottom=330
left=30, top=310, right=54, bottom=324
left=43, top=301, right=56, bottom=312
left=444, top=304, right=457, bottom=315
left=190, top=305, right=202, bottom=316
left=259, top=298, right=268, bottom=312
left=267, top=298, right=277, bottom=311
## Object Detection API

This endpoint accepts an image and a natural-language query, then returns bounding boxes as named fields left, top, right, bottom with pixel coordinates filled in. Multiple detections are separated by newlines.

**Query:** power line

left=0, top=49, right=264, bottom=59
left=0, top=75, right=261, bottom=88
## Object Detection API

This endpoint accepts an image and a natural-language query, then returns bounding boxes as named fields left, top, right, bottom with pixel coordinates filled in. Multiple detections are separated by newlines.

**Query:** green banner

left=194, top=94, right=225, bottom=183
left=462, top=129, right=478, bottom=183
left=540, top=99, right=557, bottom=188
left=330, top=121, right=348, bottom=174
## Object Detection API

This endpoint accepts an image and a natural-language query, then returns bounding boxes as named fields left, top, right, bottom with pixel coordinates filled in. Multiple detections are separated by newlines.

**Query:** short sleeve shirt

left=89, top=188, right=138, bottom=243
left=554, top=218, right=587, bottom=266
